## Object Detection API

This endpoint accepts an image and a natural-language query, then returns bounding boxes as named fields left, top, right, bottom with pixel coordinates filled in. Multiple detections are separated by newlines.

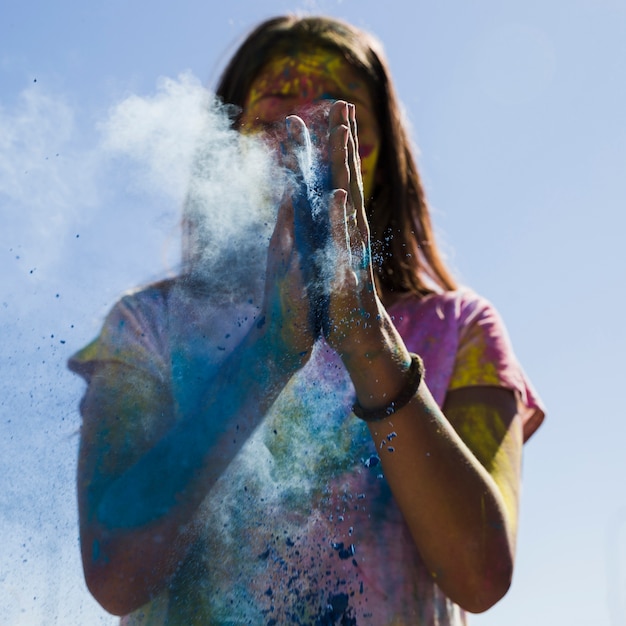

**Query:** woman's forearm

left=97, top=327, right=300, bottom=527
left=81, top=324, right=304, bottom=614
left=342, top=312, right=519, bottom=613
left=366, top=384, right=516, bottom=612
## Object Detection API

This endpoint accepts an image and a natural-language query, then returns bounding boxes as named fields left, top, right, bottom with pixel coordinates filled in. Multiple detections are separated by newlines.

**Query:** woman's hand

left=262, top=102, right=400, bottom=381
left=323, top=101, right=387, bottom=364
left=260, top=118, right=317, bottom=365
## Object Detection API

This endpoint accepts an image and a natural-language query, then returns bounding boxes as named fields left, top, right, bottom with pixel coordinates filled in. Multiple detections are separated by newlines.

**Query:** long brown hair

left=215, top=15, right=457, bottom=296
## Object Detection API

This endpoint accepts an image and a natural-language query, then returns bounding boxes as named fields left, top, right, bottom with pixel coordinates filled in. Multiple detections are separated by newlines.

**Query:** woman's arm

left=78, top=189, right=315, bottom=615
left=323, top=100, right=523, bottom=612
left=334, top=304, right=522, bottom=612
left=78, top=325, right=301, bottom=615
left=366, top=381, right=522, bottom=613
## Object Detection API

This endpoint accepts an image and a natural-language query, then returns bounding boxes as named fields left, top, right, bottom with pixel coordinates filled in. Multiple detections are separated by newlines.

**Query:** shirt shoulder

left=67, top=278, right=176, bottom=383
left=391, top=288, right=544, bottom=441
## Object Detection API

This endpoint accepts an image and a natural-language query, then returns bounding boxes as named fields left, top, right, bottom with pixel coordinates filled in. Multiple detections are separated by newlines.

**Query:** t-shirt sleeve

left=68, top=287, right=170, bottom=385
left=448, top=293, right=545, bottom=442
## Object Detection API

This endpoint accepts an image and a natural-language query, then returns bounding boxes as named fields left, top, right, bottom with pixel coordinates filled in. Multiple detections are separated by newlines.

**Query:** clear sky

left=1, top=0, right=625, bottom=624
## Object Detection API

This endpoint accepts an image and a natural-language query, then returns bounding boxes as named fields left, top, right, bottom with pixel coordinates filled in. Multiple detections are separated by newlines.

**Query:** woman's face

left=240, top=47, right=381, bottom=200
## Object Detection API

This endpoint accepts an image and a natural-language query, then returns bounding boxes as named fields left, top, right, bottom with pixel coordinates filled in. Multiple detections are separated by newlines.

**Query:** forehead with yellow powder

left=246, top=47, right=369, bottom=109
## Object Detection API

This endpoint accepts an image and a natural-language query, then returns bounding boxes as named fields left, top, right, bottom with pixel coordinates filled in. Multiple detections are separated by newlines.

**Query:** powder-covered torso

left=70, top=279, right=543, bottom=626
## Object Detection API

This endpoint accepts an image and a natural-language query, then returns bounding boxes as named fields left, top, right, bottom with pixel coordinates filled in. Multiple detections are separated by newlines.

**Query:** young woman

left=70, top=15, right=544, bottom=625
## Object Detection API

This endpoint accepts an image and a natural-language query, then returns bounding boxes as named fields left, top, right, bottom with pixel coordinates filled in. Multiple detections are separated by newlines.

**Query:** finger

left=329, top=188, right=351, bottom=253
left=346, top=104, right=365, bottom=212
left=285, top=114, right=311, bottom=174
left=285, top=114, right=308, bottom=144
left=328, top=190, right=367, bottom=281
left=347, top=103, right=363, bottom=175
left=284, top=116, right=314, bottom=262
left=328, top=99, right=349, bottom=131
left=330, top=102, right=362, bottom=192
left=267, top=193, right=295, bottom=276
left=346, top=104, right=370, bottom=242
left=328, top=101, right=350, bottom=193
left=329, top=123, right=349, bottom=194
left=328, top=189, right=358, bottom=289
left=344, top=208, right=370, bottom=278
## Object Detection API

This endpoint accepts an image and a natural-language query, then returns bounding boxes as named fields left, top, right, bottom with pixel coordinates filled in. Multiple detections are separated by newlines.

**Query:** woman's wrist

left=328, top=291, right=385, bottom=358
left=330, top=296, right=417, bottom=408
left=352, top=353, right=424, bottom=421
left=347, top=347, right=413, bottom=409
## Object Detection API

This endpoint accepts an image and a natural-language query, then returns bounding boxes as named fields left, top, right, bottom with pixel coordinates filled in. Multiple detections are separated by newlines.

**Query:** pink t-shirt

left=389, top=289, right=543, bottom=441
left=70, top=281, right=544, bottom=625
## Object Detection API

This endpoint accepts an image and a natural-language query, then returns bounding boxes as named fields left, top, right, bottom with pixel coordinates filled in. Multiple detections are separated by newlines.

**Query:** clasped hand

left=262, top=100, right=383, bottom=366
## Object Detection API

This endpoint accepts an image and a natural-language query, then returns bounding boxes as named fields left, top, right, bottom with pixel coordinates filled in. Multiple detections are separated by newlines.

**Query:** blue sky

left=1, top=0, right=625, bottom=623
